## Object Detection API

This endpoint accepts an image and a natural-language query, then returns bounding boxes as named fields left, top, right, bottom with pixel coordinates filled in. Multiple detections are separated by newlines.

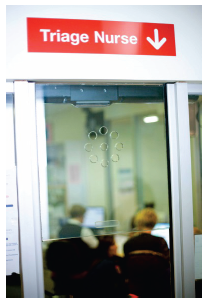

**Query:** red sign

left=27, top=18, right=176, bottom=56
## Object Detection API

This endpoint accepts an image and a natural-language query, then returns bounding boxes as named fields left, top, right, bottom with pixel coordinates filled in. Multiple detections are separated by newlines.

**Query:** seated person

left=124, top=208, right=171, bottom=298
left=95, top=235, right=124, bottom=270
left=84, top=235, right=128, bottom=298
left=46, top=237, right=94, bottom=297
left=124, top=208, right=169, bottom=259
left=58, top=204, right=99, bottom=249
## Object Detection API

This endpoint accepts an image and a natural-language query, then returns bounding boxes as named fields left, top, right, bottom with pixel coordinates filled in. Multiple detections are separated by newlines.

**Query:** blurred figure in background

left=45, top=204, right=99, bottom=297
left=46, top=237, right=93, bottom=297
left=84, top=235, right=128, bottom=298
left=124, top=208, right=169, bottom=258
left=124, top=208, right=171, bottom=298
left=58, top=204, right=99, bottom=249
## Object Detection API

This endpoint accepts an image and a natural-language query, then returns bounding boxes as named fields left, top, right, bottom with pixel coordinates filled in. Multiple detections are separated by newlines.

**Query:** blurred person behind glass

left=124, top=208, right=169, bottom=259
left=84, top=235, right=128, bottom=298
left=58, top=204, right=99, bottom=249
left=124, top=208, right=171, bottom=298
left=45, top=204, right=99, bottom=296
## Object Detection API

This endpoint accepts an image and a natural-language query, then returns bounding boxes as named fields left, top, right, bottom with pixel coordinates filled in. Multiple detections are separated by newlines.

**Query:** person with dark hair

left=58, top=204, right=99, bottom=249
left=84, top=235, right=128, bottom=298
left=144, top=202, right=155, bottom=209
left=47, top=205, right=99, bottom=297
left=46, top=237, right=94, bottom=297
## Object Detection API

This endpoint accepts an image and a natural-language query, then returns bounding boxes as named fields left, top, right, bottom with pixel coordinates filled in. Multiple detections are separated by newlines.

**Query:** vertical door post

left=14, top=81, right=44, bottom=298
left=167, top=83, right=195, bottom=298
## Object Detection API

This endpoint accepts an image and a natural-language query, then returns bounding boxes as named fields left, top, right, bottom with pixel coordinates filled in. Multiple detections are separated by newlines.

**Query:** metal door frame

left=12, top=82, right=44, bottom=298
left=166, top=82, right=201, bottom=297
left=10, top=81, right=201, bottom=298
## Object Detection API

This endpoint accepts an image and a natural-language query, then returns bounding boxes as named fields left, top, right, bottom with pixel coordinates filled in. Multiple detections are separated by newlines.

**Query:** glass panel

left=36, top=84, right=173, bottom=297
left=36, top=84, right=170, bottom=239
left=188, top=94, right=202, bottom=297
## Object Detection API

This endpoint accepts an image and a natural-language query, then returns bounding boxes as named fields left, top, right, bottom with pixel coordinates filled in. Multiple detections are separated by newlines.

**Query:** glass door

left=35, top=84, right=173, bottom=298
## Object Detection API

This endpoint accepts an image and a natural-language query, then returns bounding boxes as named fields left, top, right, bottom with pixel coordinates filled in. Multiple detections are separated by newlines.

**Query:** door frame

left=166, top=82, right=201, bottom=297
left=11, top=81, right=201, bottom=298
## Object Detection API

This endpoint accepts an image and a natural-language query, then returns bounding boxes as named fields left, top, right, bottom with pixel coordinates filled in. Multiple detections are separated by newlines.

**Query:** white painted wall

left=6, top=5, right=201, bottom=82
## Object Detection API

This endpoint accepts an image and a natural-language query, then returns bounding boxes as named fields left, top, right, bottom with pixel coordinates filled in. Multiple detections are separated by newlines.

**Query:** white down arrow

left=146, top=29, right=167, bottom=50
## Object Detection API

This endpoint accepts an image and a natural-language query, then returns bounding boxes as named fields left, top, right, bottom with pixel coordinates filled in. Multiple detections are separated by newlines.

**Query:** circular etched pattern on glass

left=110, top=131, right=119, bottom=139
left=100, top=143, right=108, bottom=151
left=84, top=143, right=93, bottom=152
left=99, top=126, right=108, bottom=135
left=88, top=131, right=97, bottom=140
left=115, top=142, right=124, bottom=151
left=101, top=159, right=109, bottom=168
left=89, top=155, right=98, bottom=163
left=111, top=154, right=119, bottom=162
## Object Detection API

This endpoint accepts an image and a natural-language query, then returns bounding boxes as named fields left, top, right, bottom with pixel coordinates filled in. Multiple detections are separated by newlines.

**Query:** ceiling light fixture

left=143, top=116, right=159, bottom=123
